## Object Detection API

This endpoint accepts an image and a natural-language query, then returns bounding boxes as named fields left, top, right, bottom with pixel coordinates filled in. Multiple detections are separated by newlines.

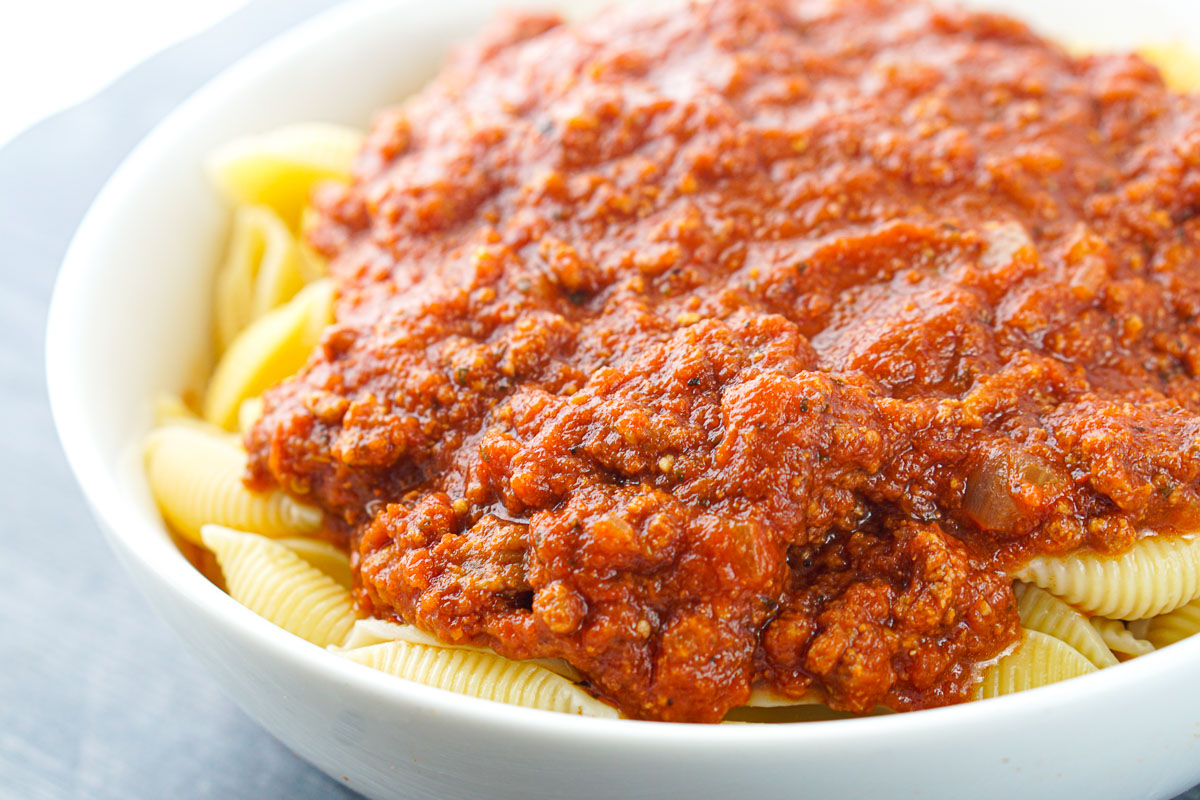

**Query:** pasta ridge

left=201, top=525, right=355, bottom=648
left=1146, top=598, right=1200, bottom=649
left=1014, top=583, right=1118, bottom=668
left=145, top=425, right=322, bottom=543
left=214, top=204, right=305, bottom=352
left=340, top=640, right=619, bottom=717
left=207, top=123, right=363, bottom=229
left=975, top=629, right=1097, bottom=700
left=274, top=537, right=353, bottom=589
left=203, top=277, right=334, bottom=430
left=1090, top=617, right=1154, bottom=658
left=1015, top=535, right=1200, bottom=620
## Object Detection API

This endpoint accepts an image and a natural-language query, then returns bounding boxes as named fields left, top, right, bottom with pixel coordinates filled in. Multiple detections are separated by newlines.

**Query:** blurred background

left=2, top=0, right=248, bottom=148
left=3, top=1, right=1200, bottom=798
left=1, top=2, right=362, bottom=797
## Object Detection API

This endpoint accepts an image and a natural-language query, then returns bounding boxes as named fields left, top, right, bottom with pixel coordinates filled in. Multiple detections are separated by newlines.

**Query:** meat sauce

left=247, top=0, right=1200, bottom=721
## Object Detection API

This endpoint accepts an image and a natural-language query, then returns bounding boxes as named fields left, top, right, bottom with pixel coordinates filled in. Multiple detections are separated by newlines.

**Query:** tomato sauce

left=247, top=0, right=1200, bottom=721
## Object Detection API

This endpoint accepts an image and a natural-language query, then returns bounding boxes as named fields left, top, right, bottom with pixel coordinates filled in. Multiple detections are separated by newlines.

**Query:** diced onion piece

left=963, top=451, right=1064, bottom=533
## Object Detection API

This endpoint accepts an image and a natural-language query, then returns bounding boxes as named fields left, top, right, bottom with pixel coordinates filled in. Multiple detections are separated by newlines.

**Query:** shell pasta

left=206, top=123, right=362, bottom=229
left=1145, top=599, right=1200, bottom=650
left=145, top=424, right=322, bottom=544
left=201, top=525, right=356, bottom=647
left=974, top=630, right=1097, bottom=700
left=203, top=278, right=334, bottom=431
left=340, top=641, right=619, bottom=717
left=1090, top=617, right=1154, bottom=659
left=1014, top=584, right=1117, bottom=669
left=213, top=205, right=307, bottom=352
left=1015, top=536, right=1200, bottom=620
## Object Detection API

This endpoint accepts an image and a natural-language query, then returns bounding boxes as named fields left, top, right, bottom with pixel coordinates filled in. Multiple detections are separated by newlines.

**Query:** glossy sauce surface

left=248, top=0, right=1200, bottom=721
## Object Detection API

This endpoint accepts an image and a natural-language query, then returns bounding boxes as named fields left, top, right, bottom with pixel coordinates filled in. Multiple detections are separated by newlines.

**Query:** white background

left=0, top=0, right=252, bottom=148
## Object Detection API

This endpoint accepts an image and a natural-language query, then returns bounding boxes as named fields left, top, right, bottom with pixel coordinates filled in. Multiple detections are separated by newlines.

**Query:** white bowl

left=46, top=1, right=1200, bottom=798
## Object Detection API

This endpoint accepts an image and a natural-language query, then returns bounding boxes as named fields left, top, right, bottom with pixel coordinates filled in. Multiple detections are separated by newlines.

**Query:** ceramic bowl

left=46, top=1, right=1200, bottom=797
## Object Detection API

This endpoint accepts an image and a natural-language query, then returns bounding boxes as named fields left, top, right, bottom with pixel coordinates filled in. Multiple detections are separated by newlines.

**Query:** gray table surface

left=2, top=1, right=1199, bottom=798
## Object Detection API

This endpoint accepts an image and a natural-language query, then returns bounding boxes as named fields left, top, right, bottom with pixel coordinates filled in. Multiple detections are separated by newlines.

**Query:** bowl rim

left=44, top=0, right=1200, bottom=747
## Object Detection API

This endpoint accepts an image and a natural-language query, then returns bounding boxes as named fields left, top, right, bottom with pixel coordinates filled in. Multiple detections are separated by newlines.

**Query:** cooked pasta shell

left=274, top=537, right=352, bottom=589
left=1015, top=535, right=1200, bottom=620
left=1140, top=43, right=1200, bottom=91
left=1090, top=617, right=1154, bottom=658
left=203, top=278, right=334, bottom=431
left=150, top=395, right=230, bottom=438
left=237, top=396, right=265, bottom=436
left=974, top=629, right=1097, bottom=700
left=340, top=640, right=618, bottom=717
left=338, top=618, right=581, bottom=681
left=153, top=394, right=196, bottom=425
left=201, top=525, right=355, bottom=647
left=207, top=123, right=363, bottom=228
left=1145, top=598, right=1200, bottom=649
left=214, top=205, right=306, bottom=352
left=1014, top=583, right=1118, bottom=668
left=341, top=617, right=458, bottom=651
left=144, top=424, right=322, bottom=544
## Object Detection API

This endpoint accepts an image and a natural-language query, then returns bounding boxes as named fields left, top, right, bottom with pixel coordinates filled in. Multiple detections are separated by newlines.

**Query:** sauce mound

left=248, top=0, right=1200, bottom=721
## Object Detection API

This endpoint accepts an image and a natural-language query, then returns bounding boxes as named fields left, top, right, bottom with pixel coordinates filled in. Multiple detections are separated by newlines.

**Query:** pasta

left=974, top=630, right=1097, bottom=700
left=1090, top=617, right=1154, bottom=659
left=236, top=396, right=265, bottom=436
left=341, top=617, right=466, bottom=651
left=201, top=525, right=356, bottom=647
left=1015, top=535, right=1200, bottom=620
left=1014, top=583, right=1118, bottom=669
left=206, top=122, right=362, bottom=229
left=1141, top=42, right=1200, bottom=91
left=202, top=278, right=334, bottom=431
left=1145, top=598, right=1200, bottom=650
left=339, top=640, right=619, bottom=717
left=214, top=205, right=306, bottom=352
left=152, top=394, right=197, bottom=426
left=338, top=617, right=582, bottom=680
left=145, top=424, right=322, bottom=544
left=151, top=394, right=232, bottom=437
left=274, top=537, right=353, bottom=590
